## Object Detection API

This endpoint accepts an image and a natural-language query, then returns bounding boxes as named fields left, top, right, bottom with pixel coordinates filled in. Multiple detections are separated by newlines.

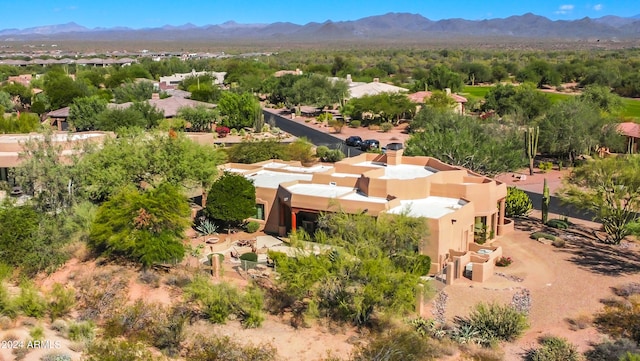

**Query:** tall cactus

left=542, top=178, right=550, bottom=224
left=525, top=126, right=539, bottom=176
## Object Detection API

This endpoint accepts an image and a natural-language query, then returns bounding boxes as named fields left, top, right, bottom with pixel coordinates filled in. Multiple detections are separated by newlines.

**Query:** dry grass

left=566, top=313, right=592, bottom=331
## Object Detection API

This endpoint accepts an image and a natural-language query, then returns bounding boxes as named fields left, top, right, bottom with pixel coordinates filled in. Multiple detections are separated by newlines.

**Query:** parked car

left=360, top=139, right=380, bottom=151
left=345, top=136, right=363, bottom=147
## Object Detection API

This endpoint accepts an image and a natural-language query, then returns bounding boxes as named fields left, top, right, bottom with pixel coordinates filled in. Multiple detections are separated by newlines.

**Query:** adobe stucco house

left=221, top=149, right=513, bottom=281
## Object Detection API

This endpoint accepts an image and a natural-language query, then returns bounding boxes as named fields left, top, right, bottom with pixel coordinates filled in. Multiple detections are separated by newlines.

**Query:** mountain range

left=2, top=12, right=640, bottom=41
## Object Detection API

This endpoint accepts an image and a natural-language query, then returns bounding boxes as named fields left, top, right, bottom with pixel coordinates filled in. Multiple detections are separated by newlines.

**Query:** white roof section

left=246, top=170, right=313, bottom=189
left=331, top=172, right=360, bottom=178
left=387, top=197, right=468, bottom=219
left=287, top=183, right=353, bottom=198
left=262, top=162, right=333, bottom=173
left=0, top=132, right=105, bottom=144
left=340, top=191, right=388, bottom=204
left=354, top=161, right=437, bottom=180
left=349, top=82, right=408, bottom=98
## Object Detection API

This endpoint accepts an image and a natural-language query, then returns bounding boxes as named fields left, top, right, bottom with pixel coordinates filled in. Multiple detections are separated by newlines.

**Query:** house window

left=254, top=204, right=265, bottom=220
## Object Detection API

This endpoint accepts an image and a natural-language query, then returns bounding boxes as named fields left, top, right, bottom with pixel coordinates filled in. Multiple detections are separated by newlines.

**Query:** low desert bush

left=103, top=300, right=164, bottom=341
left=460, top=343, right=504, bottom=361
left=47, top=283, right=75, bottom=320
left=349, top=120, right=361, bottom=128
left=585, top=338, right=640, bottom=361
left=240, top=252, right=258, bottom=262
left=0, top=315, right=13, bottom=329
left=138, top=270, right=160, bottom=287
left=0, top=283, right=18, bottom=319
left=464, top=302, right=528, bottom=344
left=538, top=161, right=554, bottom=172
left=552, top=239, right=566, bottom=248
left=245, top=221, right=260, bottom=233
left=594, top=294, right=640, bottom=343
left=613, top=283, right=640, bottom=298
left=380, top=122, right=393, bottom=132
left=566, top=313, right=591, bottom=331
left=546, top=219, right=569, bottom=229
left=29, top=324, right=45, bottom=341
left=50, top=319, right=68, bottom=334
left=85, top=339, right=155, bottom=361
left=349, top=326, right=446, bottom=361
left=41, top=352, right=72, bottom=361
left=185, top=333, right=276, bottom=361
left=75, top=269, right=128, bottom=321
left=530, top=232, right=557, bottom=241
left=67, top=320, right=95, bottom=342
left=505, top=187, right=533, bottom=218
left=526, top=335, right=581, bottom=361
left=495, top=256, right=513, bottom=267
left=15, top=281, right=47, bottom=318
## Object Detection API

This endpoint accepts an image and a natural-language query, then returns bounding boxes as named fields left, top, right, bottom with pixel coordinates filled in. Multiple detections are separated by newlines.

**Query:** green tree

left=43, top=69, right=90, bottom=109
left=113, top=81, right=155, bottom=104
left=205, top=172, right=256, bottom=227
left=2, top=83, right=31, bottom=107
left=177, top=105, right=218, bottom=132
left=405, top=108, right=524, bottom=176
left=343, top=93, right=414, bottom=125
left=226, top=139, right=289, bottom=164
left=516, top=60, right=561, bottom=88
left=0, top=90, right=14, bottom=111
left=579, top=85, right=623, bottom=114
left=217, top=92, right=261, bottom=130
left=95, top=107, right=147, bottom=131
left=0, top=112, right=40, bottom=133
left=482, top=83, right=550, bottom=123
left=89, top=182, right=191, bottom=267
left=68, top=95, right=108, bottom=131
left=286, top=137, right=315, bottom=164
left=559, top=156, right=640, bottom=245
left=292, top=74, right=348, bottom=108
left=505, top=187, right=533, bottom=218
left=427, top=64, right=463, bottom=92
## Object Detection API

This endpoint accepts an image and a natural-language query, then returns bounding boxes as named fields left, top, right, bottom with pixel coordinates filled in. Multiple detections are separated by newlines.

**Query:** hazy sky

left=2, top=0, right=639, bottom=29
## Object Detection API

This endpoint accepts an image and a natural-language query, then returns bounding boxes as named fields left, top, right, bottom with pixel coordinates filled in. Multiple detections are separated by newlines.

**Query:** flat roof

left=287, top=183, right=353, bottom=198
left=0, top=132, right=106, bottom=144
left=247, top=170, right=313, bottom=189
left=387, top=196, right=467, bottom=219
left=355, top=161, right=437, bottom=180
left=340, top=191, right=388, bottom=204
left=331, top=172, right=360, bottom=178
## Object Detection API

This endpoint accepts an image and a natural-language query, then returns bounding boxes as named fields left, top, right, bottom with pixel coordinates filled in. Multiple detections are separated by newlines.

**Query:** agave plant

left=195, top=219, right=218, bottom=236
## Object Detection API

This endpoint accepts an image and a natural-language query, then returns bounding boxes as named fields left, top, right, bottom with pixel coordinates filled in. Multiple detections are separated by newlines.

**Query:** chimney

left=445, top=88, right=451, bottom=95
left=386, top=149, right=404, bottom=166
left=346, top=74, right=352, bottom=83
left=373, top=78, right=379, bottom=83
left=151, top=93, right=160, bottom=100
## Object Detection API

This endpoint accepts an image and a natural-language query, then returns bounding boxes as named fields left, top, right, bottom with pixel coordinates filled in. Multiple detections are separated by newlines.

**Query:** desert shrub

left=350, top=326, right=444, bottom=361
left=505, top=187, right=533, bottom=217
left=594, top=295, right=640, bottom=343
left=246, top=221, right=260, bottom=233
left=585, top=338, right=640, bottom=361
left=547, top=219, right=569, bottom=229
left=185, top=334, right=276, bottom=361
left=185, top=276, right=264, bottom=328
left=613, top=283, right=640, bottom=298
left=380, top=122, right=393, bottom=132
left=538, top=161, right=554, bottom=172
left=240, top=252, right=258, bottom=262
left=29, top=324, right=45, bottom=340
left=315, top=145, right=330, bottom=159
left=195, top=218, right=219, bottom=236
left=349, top=120, right=361, bottom=128
left=47, top=284, right=75, bottom=320
left=75, top=269, right=128, bottom=321
left=530, top=232, right=557, bottom=241
left=0, top=262, right=12, bottom=280
left=138, top=270, right=160, bottom=287
left=150, top=304, right=191, bottom=356
left=526, top=335, right=581, bottom=361
left=67, top=321, right=95, bottom=342
left=15, top=281, right=47, bottom=318
left=621, top=353, right=640, bottom=361
left=103, top=300, right=164, bottom=341
left=566, top=314, right=591, bottom=331
left=41, top=352, right=72, bottom=361
left=460, top=344, right=505, bottom=361
left=85, top=339, right=155, bottom=361
left=50, top=319, right=68, bottom=334
left=495, top=256, right=513, bottom=267
left=0, top=315, right=13, bottom=329
left=0, top=283, right=18, bottom=319
left=465, top=302, right=528, bottom=344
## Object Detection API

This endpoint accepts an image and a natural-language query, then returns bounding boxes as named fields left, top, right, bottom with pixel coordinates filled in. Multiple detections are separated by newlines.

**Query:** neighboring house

left=158, top=70, right=226, bottom=90
left=329, top=74, right=408, bottom=99
left=7, top=74, right=32, bottom=87
left=274, top=69, right=303, bottom=77
left=222, top=149, right=512, bottom=283
left=617, top=122, right=640, bottom=154
left=0, top=131, right=114, bottom=181
left=407, top=89, right=468, bottom=115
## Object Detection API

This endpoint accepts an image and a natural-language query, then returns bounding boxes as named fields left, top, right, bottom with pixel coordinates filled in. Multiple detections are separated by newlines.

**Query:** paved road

left=263, top=109, right=364, bottom=157
left=524, top=190, right=595, bottom=222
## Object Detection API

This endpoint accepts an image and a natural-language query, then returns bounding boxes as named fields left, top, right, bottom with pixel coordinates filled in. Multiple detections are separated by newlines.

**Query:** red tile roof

left=617, top=122, right=640, bottom=139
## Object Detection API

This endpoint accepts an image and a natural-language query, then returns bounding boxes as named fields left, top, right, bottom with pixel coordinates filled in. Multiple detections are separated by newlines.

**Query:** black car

left=345, top=136, right=363, bottom=147
left=360, top=139, right=380, bottom=151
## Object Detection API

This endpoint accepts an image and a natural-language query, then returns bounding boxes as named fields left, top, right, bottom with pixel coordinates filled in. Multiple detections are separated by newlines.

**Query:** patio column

left=498, top=198, right=505, bottom=226
left=291, top=210, right=297, bottom=233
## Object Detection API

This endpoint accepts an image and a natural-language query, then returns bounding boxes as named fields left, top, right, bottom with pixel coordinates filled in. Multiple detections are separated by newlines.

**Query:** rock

left=537, top=237, right=553, bottom=245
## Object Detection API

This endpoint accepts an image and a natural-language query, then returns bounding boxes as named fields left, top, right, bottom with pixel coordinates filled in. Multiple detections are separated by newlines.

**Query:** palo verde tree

left=217, top=92, right=261, bottom=130
left=405, top=107, right=524, bottom=176
left=559, top=156, right=640, bottom=244
left=89, top=182, right=191, bottom=267
left=68, top=95, right=108, bottom=131
left=177, top=105, right=218, bottom=132
left=205, top=172, right=256, bottom=228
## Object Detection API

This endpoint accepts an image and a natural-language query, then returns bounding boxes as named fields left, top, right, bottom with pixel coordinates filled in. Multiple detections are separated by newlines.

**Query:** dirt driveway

left=437, top=220, right=640, bottom=358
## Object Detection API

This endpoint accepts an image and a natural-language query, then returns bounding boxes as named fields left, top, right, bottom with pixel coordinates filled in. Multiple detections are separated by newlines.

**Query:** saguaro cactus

left=525, top=126, right=539, bottom=176
left=542, top=178, right=550, bottom=224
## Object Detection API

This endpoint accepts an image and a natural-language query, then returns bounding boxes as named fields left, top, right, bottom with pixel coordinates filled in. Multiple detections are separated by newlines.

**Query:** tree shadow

left=556, top=236, right=640, bottom=276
